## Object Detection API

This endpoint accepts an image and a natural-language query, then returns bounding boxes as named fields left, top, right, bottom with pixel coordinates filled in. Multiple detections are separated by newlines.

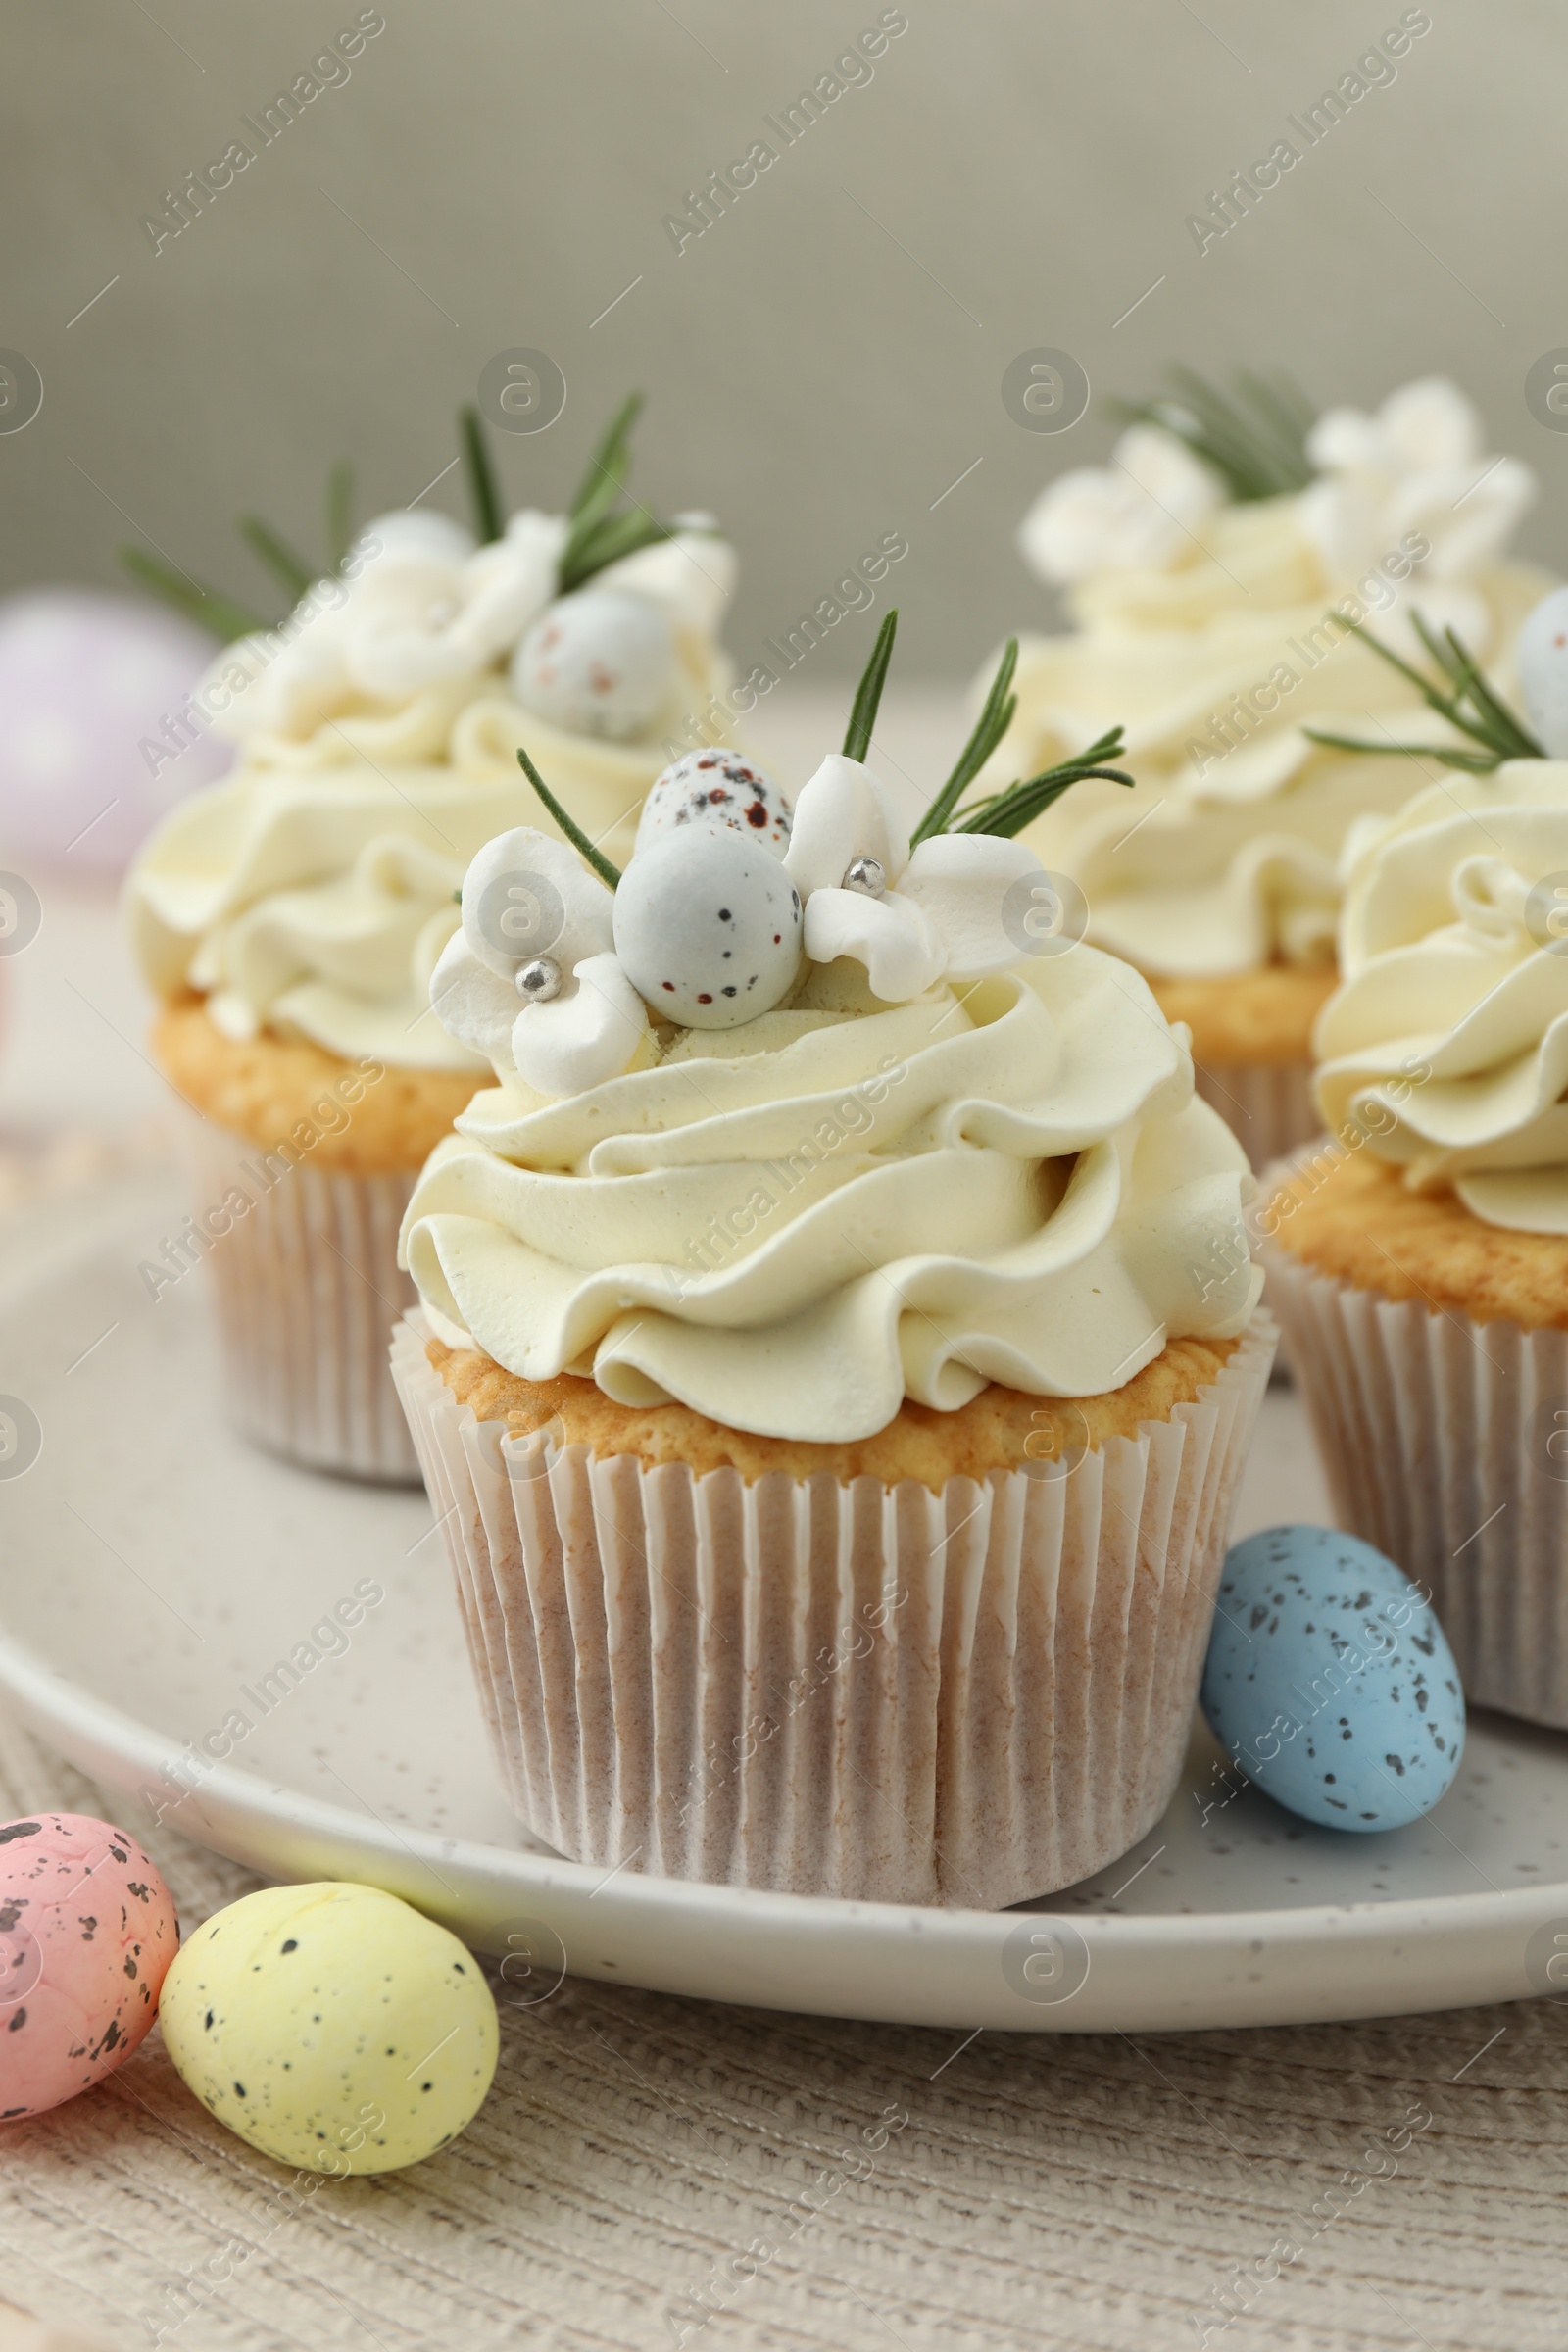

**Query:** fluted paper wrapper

left=182, top=1113, right=421, bottom=1484
left=1262, top=1201, right=1568, bottom=1730
left=1193, top=1054, right=1322, bottom=1174
left=391, top=1310, right=1276, bottom=1907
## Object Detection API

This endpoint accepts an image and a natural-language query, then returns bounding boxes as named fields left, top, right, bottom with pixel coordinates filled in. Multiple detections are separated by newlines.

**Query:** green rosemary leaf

left=911, top=638, right=1019, bottom=846
left=953, top=728, right=1134, bottom=837
left=1439, top=625, right=1544, bottom=758
left=567, top=391, right=644, bottom=526
left=516, top=748, right=622, bottom=889
left=1302, top=726, right=1504, bottom=775
left=841, top=610, right=899, bottom=763
left=119, top=547, right=269, bottom=643
left=1111, top=367, right=1314, bottom=503
left=324, top=461, right=355, bottom=573
left=558, top=508, right=674, bottom=595
left=461, top=405, right=504, bottom=545
left=238, top=514, right=314, bottom=603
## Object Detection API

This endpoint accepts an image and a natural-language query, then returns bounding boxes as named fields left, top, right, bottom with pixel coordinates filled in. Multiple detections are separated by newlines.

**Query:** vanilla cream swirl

left=125, top=686, right=728, bottom=1072
left=1315, top=761, right=1568, bottom=1233
left=988, top=523, right=1548, bottom=980
left=988, top=381, right=1546, bottom=979
left=399, top=951, right=1260, bottom=1442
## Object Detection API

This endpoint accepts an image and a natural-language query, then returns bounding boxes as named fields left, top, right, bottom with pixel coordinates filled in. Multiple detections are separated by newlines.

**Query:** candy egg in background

left=1516, top=585, right=1568, bottom=758
left=0, top=591, right=228, bottom=875
left=512, top=588, right=676, bottom=741
left=634, top=749, right=793, bottom=857
left=159, top=1882, right=498, bottom=2174
left=0, top=1812, right=179, bottom=2120
left=612, top=828, right=804, bottom=1028
left=1201, top=1526, right=1465, bottom=1833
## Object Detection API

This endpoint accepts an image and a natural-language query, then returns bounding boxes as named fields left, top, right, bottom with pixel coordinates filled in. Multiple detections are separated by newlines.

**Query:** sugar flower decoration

left=1018, top=425, right=1224, bottom=586
left=430, top=827, right=649, bottom=1099
left=426, top=615, right=1135, bottom=1101
left=784, top=755, right=1046, bottom=1000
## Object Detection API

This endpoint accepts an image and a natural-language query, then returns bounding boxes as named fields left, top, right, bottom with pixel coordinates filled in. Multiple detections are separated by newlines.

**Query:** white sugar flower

left=342, top=510, right=566, bottom=698
left=429, top=826, right=647, bottom=1099
left=1301, top=377, right=1536, bottom=650
left=783, top=753, right=1046, bottom=1002
left=1018, top=425, right=1224, bottom=586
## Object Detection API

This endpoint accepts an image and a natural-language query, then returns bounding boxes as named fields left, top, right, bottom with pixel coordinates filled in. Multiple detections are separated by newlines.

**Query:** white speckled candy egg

left=634, top=750, right=792, bottom=858
left=612, top=828, right=804, bottom=1028
left=1200, top=1526, right=1464, bottom=1833
left=1517, top=586, right=1568, bottom=757
left=0, top=1812, right=178, bottom=2120
left=511, top=588, right=675, bottom=741
left=159, top=1883, right=498, bottom=2174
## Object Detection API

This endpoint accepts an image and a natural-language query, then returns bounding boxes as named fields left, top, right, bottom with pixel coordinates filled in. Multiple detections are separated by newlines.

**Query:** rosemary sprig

left=119, top=549, right=269, bottom=644
left=841, top=610, right=898, bottom=762
left=461, top=405, right=504, bottom=545
left=237, top=514, right=314, bottom=603
left=324, top=461, right=355, bottom=573
left=1302, top=612, right=1544, bottom=773
left=516, top=747, right=623, bottom=889
left=1111, top=366, right=1315, bottom=502
left=121, top=457, right=358, bottom=643
left=949, top=728, right=1135, bottom=838
left=909, top=638, right=1018, bottom=845
left=557, top=393, right=676, bottom=594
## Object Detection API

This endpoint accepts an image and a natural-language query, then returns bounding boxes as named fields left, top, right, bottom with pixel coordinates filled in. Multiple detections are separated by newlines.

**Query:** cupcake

left=392, top=614, right=1276, bottom=1907
left=125, top=398, right=738, bottom=1481
left=1260, top=601, right=1568, bottom=1726
left=976, top=372, right=1547, bottom=1168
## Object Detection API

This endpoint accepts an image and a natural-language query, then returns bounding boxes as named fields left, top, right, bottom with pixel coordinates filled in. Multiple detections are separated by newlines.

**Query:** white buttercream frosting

left=1315, top=760, right=1568, bottom=1233
left=126, top=523, right=737, bottom=1068
left=989, top=380, right=1547, bottom=979
left=400, top=945, right=1261, bottom=1442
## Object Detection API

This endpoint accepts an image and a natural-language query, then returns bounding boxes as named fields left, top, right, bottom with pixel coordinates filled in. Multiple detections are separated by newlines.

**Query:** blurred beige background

left=3, top=0, right=1566, bottom=680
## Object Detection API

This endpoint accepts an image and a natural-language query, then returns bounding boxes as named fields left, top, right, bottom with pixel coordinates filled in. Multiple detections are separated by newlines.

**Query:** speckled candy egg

left=0, top=1812, right=178, bottom=2120
left=1517, top=586, right=1568, bottom=757
left=634, top=749, right=792, bottom=858
left=511, top=588, right=675, bottom=741
left=613, top=827, right=804, bottom=1028
left=1200, top=1526, right=1464, bottom=1833
left=159, top=1883, right=498, bottom=2174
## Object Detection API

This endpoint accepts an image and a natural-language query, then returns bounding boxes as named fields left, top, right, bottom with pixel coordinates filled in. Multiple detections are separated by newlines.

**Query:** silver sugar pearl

left=514, top=955, right=563, bottom=1003
left=842, top=855, right=887, bottom=898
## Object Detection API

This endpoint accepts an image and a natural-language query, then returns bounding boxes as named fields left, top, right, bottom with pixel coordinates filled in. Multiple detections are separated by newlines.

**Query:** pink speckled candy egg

left=0, top=591, right=231, bottom=876
left=0, top=1812, right=179, bottom=2120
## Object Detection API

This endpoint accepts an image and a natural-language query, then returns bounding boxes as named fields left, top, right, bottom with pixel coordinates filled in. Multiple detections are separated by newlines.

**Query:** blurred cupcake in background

left=975, top=372, right=1548, bottom=1168
left=124, top=396, right=739, bottom=1482
left=1262, top=593, right=1568, bottom=1727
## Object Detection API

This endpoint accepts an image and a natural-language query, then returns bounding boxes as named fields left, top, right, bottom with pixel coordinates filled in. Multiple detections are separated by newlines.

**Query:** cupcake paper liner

left=1261, top=1149, right=1568, bottom=1730
left=1193, top=1054, right=1322, bottom=1174
left=390, top=1308, right=1277, bottom=1908
left=182, top=1113, right=421, bottom=1485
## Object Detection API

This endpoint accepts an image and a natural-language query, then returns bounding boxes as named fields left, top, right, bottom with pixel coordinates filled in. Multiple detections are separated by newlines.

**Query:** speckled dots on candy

left=158, top=1882, right=499, bottom=2174
left=634, top=750, right=793, bottom=857
left=0, top=1812, right=179, bottom=2120
left=612, top=827, right=804, bottom=1029
left=1200, top=1525, right=1465, bottom=1833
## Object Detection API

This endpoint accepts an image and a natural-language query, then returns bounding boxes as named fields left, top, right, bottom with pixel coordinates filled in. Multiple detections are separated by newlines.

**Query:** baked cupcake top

left=400, top=617, right=1262, bottom=1442
left=975, top=375, right=1546, bottom=980
left=124, top=399, right=735, bottom=1073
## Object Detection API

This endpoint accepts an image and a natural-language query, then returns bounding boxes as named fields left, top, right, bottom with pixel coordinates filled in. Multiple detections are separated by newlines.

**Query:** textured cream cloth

left=0, top=1714, right=1563, bottom=2352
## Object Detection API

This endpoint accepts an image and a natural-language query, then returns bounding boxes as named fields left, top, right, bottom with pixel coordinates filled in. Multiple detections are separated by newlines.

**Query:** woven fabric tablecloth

left=1, top=1714, right=1566, bottom=2352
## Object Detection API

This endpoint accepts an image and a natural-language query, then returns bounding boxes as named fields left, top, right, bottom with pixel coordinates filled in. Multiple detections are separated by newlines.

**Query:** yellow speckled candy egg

left=159, top=1883, right=498, bottom=2174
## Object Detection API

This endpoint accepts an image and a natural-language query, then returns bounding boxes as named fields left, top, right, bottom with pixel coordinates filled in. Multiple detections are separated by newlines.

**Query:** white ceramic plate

left=2, top=1176, right=1566, bottom=2034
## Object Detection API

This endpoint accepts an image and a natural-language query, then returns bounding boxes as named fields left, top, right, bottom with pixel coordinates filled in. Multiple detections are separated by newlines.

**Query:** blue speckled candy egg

left=1200, top=1526, right=1464, bottom=1832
